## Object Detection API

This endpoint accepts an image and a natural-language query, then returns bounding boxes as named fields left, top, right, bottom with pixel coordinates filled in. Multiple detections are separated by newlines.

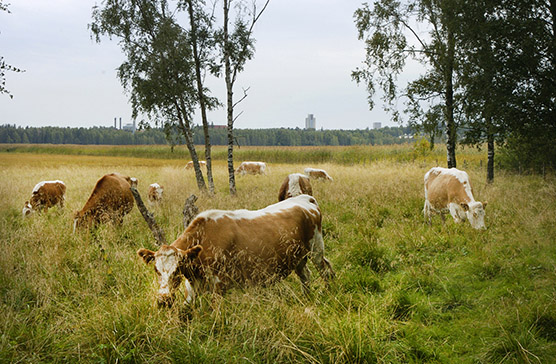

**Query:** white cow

left=22, top=180, right=66, bottom=217
left=423, top=167, right=487, bottom=229
left=148, top=183, right=164, bottom=203
left=235, top=161, right=267, bottom=175
left=304, top=168, right=333, bottom=181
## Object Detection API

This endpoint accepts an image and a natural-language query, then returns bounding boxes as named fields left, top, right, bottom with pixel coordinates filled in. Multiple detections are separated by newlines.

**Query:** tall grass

left=0, top=147, right=555, bottom=363
left=1, top=143, right=486, bottom=168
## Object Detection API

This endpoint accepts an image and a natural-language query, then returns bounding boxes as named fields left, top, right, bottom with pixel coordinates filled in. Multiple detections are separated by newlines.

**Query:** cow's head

left=73, top=210, right=98, bottom=232
left=461, top=201, right=487, bottom=230
left=137, top=244, right=202, bottom=307
left=22, top=201, right=33, bottom=218
left=73, top=210, right=88, bottom=232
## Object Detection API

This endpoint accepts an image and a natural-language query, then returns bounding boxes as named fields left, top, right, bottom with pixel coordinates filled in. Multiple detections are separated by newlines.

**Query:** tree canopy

left=353, top=0, right=461, bottom=168
left=354, top=0, right=556, bottom=175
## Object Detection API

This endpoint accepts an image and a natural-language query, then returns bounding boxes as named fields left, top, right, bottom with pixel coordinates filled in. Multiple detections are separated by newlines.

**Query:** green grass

left=0, top=146, right=555, bottom=363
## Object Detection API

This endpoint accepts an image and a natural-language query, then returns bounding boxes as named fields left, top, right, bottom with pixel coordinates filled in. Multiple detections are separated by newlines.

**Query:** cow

left=185, top=160, right=207, bottom=170
left=22, top=180, right=66, bottom=217
left=148, top=183, right=164, bottom=204
left=235, top=161, right=266, bottom=175
left=304, top=168, right=333, bottom=181
left=278, top=173, right=313, bottom=201
left=137, top=194, right=335, bottom=307
left=423, top=167, right=487, bottom=229
left=73, top=173, right=136, bottom=231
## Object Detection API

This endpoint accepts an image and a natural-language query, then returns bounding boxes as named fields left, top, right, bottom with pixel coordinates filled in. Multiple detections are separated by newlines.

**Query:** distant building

left=210, top=124, right=227, bottom=129
left=305, top=114, right=316, bottom=130
left=373, top=122, right=382, bottom=129
left=122, top=120, right=136, bottom=133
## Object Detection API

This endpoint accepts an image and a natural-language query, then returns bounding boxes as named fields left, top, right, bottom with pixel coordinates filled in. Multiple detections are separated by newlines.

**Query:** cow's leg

left=449, top=203, right=463, bottom=223
left=295, top=258, right=311, bottom=295
left=309, top=229, right=335, bottom=282
left=423, top=200, right=432, bottom=225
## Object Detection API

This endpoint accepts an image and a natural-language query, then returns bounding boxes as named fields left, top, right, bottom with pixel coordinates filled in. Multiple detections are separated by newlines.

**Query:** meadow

left=1, top=145, right=555, bottom=363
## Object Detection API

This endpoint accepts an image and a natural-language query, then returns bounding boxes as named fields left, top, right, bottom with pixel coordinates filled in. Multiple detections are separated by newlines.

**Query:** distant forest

left=0, top=124, right=415, bottom=146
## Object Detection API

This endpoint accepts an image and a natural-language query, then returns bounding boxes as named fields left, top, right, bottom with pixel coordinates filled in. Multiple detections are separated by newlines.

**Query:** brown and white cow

left=278, top=173, right=313, bottom=201
left=304, top=168, right=333, bottom=181
left=137, top=194, right=335, bottom=306
left=148, top=183, right=164, bottom=203
left=73, top=173, right=136, bottom=231
left=235, top=161, right=266, bottom=175
left=22, top=180, right=66, bottom=217
left=185, top=160, right=207, bottom=170
left=423, top=167, right=487, bottom=229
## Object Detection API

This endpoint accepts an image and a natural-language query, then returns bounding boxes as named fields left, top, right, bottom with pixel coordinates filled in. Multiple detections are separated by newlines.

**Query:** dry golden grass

left=1, top=148, right=555, bottom=363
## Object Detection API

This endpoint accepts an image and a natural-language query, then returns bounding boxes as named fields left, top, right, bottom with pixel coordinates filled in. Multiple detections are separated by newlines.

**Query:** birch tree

left=353, top=0, right=461, bottom=168
left=217, top=0, right=270, bottom=195
left=90, top=0, right=217, bottom=191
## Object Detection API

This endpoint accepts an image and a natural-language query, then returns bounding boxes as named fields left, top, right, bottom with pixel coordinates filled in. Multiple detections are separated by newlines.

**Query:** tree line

left=0, top=124, right=414, bottom=147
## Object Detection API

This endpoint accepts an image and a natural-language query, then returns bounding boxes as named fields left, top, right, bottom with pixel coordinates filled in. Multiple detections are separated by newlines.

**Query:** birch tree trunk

left=186, top=0, right=215, bottom=194
left=487, top=127, right=495, bottom=183
left=223, top=0, right=236, bottom=195
left=445, top=28, right=457, bottom=169
left=177, top=110, right=206, bottom=191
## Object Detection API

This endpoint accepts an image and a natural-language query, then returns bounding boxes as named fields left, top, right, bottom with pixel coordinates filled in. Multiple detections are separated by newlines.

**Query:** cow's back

left=175, top=195, right=320, bottom=285
left=305, top=168, right=332, bottom=181
left=425, top=168, right=471, bottom=208
left=32, top=181, right=66, bottom=207
left=237, top=162, right=266, bottom=175
left=77, top=174, right=134, bottom=225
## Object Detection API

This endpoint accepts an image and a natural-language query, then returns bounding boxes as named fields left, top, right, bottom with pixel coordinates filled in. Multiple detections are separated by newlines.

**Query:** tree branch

left=232, top=86, right=250, bottom=108
left=130, top=186, right=167, bottom=246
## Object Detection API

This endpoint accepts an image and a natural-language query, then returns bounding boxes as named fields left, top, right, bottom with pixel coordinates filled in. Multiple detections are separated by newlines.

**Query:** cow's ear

left=482, top=201, right=488, bottom=209
left=460, top=203, right=469, bottom=211
left=137, top=248, right=156, bottom=264
left=177, top=245, right=202, bottom=262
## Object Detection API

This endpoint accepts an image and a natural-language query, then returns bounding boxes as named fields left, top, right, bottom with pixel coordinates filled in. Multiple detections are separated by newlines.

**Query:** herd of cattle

left=22, top=162, right=486, bottom=306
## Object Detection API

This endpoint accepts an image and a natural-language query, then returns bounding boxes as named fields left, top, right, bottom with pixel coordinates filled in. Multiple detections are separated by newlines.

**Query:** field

left=1, top=145, right=555, bottom=363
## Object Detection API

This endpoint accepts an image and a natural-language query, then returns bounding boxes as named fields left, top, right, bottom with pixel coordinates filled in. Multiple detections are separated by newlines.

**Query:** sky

left=0, top=0, right=409, bottom=130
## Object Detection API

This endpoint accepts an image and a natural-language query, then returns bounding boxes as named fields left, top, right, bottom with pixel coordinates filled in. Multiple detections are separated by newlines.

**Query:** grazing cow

left=22, top=180, right=66, bottom=217
left=185, top=160, right=207, bottom=170
left=278, top=173, right=313, bottom=201
left=73, top=173, right=136, bottom=231
left=148, top=183, right=164, bottom=203
left=304, top=168, right=333, bottom=181
left=137, top=194, right=335, bottom=306
left=235, top=161, right=266, bottom=175
left=423, top=167, right=487, bottom=229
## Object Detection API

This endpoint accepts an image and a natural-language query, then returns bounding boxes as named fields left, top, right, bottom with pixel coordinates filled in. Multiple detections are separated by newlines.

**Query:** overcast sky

left=0, top=0, right=407, bottom=130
